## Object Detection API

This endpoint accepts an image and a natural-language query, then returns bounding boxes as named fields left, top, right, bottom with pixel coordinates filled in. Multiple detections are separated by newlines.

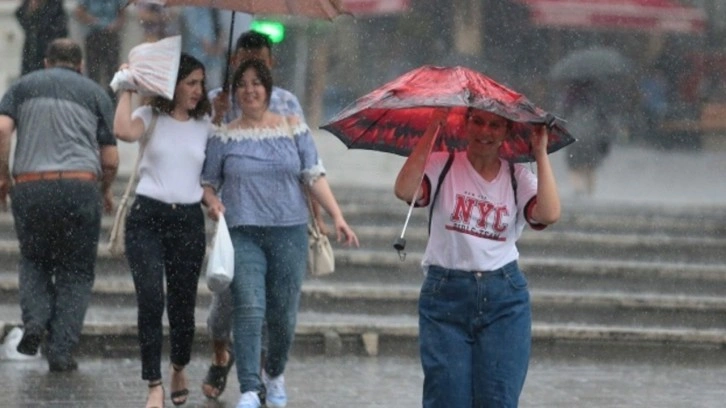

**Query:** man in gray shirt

left=0, top=38, right=118, bottom=372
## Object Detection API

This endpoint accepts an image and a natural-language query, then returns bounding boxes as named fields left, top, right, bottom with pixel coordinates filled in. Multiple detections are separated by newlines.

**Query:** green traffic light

left=250, top=20, right=286, bottom=44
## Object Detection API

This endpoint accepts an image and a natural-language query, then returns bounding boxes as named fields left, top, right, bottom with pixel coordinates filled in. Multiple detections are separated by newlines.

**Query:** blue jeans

left=419, top=262, right=531, bottom=408
left=229, top=224, right=307, bottom=394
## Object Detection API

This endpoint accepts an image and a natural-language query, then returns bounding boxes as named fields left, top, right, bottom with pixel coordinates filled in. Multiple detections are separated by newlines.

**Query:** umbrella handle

left=392, top=122, right=443, bottom=260
left=392, top=185, right=421, bottom=261
left=222, top=11, right=237, bottom=92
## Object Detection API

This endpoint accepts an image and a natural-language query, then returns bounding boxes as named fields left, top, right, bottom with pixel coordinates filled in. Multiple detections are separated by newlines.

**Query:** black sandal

left=147, top=380, right=165, bottom=408
left=170, top=364, right=189, bottom=406
left=202, top=349, right=235, bottom=399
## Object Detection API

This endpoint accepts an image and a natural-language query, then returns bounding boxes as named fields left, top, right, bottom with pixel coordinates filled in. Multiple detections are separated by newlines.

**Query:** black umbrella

left=550, top=47, right=634, bottom=82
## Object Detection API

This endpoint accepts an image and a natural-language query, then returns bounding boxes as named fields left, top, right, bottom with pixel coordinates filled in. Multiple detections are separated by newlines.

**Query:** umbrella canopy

left=321, top=65, right=575, bottom=163
left=129, top=0, right=350, bottom=19
left=550, top=47, right=634, bottom=82
left=129, top=0, right=351, bottom=90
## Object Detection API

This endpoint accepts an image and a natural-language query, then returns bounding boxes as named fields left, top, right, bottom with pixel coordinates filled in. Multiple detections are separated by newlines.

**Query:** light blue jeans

left=229, top=224, right=307, bottom=395
left=419, top=261, right=531, bottom=408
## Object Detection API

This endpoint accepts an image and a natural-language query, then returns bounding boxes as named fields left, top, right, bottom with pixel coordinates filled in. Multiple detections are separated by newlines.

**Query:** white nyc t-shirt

left=420, top=151, right=541, bottom=272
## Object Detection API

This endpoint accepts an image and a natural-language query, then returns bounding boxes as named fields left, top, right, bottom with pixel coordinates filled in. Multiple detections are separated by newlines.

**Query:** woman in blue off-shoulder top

left=201, top=59, right=359, bottom=408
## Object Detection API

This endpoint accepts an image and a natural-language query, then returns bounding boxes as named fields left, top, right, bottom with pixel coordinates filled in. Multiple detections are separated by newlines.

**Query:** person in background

left=135, top=0, right=178, bottom=43
left=15, top=0, right=68, bottom=75
left=179, top=6, right=225, bottom=90
left=113, top=53, right=212, bottom=408
left=638, top=64, right=670, bottom=144
left=202, top=59, right=359, bottom=408
left=394, top=107, right=561, bottom=407
left=0, top=38, right=118, bottom=372
left=201, top=30, right=329, bottom=401
left=560, top=80, right=615, bottom=197
left=74, top=0, right=125, bottom=92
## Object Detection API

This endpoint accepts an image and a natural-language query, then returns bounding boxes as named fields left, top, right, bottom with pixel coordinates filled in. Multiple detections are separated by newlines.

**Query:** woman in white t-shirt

left=113, top=53, right=212, bottom=408
left=394, top=108, right=561, bottom=408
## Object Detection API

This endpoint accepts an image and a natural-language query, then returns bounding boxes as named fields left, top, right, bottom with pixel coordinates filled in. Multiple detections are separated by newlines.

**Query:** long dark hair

left=148, top=53, right=211, bottom=119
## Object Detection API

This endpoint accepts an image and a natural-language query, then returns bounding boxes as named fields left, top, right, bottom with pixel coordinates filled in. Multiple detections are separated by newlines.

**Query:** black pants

left=10, top=179, right=102, bottom=361
left=84, top=29, right=120, bottom=91
left=125, top=195, right=206, bottom=381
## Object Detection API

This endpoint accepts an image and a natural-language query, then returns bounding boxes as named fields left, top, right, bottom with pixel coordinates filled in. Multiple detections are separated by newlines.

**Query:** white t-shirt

left=132, top=106, right=211, bottom=204
left=420, top=151, right=542, bottom=272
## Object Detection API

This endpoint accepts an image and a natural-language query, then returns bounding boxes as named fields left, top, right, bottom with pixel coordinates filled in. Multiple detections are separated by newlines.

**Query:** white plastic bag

left=110, top=35, right=181, bottom=100
left=206, top=214, right=235, bottom=293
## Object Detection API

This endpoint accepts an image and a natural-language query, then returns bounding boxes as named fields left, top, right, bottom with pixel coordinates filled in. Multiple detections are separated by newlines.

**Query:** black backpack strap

left=509, top=161, right=519, bottom=224
left=428, top=152, right=455, bottom=235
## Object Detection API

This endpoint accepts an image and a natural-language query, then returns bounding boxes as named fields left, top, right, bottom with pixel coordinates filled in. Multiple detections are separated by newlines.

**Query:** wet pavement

left=2, top=346, right=726, bottom=408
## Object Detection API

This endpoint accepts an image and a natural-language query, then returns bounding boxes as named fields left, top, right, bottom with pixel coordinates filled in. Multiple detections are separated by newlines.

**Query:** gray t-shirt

left=0, top=67, right=116, bottom=176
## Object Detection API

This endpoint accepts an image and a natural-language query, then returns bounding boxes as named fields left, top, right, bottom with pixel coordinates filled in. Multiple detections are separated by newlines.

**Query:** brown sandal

left=202, top=349, right=235, bottom=399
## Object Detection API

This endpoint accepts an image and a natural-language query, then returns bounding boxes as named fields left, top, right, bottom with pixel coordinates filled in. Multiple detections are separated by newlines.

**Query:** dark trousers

left=125, top=195, right=206, bottom=381
left=84, top=29, right=120, bottom=91
left=10, top=179, right=102, bottom=361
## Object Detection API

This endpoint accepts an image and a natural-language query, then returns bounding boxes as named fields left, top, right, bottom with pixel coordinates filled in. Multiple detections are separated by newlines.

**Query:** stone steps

left=1, top=193, right=725, bottom=239
left=3, top=307, right=726, bottom=358
left=344, top=225, right=726, bottom=263
left=1, top=244, right=725, bottom=294
left=4, top=220, right=724, bottom=263
left=1, top=272, right=724, bottom=331
left=2, top=185, right=725, bottom=356
left=3, top=222, right=725, bottom=265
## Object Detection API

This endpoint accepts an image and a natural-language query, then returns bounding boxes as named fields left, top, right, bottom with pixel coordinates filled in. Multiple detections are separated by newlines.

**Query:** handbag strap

left=306, top=191, right=323, bottom=236
left=281, top=115, right=321, bottom=235
left=119, top=111, right=158, bottom=202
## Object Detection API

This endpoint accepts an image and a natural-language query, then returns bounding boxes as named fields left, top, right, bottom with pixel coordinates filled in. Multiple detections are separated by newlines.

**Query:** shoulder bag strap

left=282, top=116, right=320, bottom=233
left=119, top=111, right=158, bottom=202
left=509, top=160, right=519, bottom=224
left=428, top=152, right=455, bottom=235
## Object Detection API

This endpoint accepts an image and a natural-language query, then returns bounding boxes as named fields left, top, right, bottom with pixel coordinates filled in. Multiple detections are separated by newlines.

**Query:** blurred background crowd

left=3, top=0, right=726, bottom=154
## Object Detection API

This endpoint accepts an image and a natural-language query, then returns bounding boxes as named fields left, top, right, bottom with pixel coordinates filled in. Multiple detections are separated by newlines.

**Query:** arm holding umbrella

left=392, top=108, right=448, bottom=254
left=113, top=89, right=147, bottom=143
left=394, top=107, right=449, bottom=202
left=529, top=125, right=561, bottom=225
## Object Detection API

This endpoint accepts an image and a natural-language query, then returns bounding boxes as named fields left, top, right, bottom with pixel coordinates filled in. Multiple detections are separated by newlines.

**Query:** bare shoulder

left=0, top=115, right=16, bottom=134
left=285, top=115, right=303, bottom=127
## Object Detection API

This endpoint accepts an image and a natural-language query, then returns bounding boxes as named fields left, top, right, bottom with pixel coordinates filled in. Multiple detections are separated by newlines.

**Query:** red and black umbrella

left=322, top=65, right=576, bottom=255
left=321, top=65, right=575, bottom=163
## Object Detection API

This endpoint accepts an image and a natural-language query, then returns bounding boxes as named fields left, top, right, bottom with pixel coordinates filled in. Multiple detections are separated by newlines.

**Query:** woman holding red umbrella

left=394, top=107, right=561, bottom=408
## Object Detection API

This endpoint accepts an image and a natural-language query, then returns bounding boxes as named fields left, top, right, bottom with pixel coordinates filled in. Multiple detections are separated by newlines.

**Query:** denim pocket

left=420, top=274, right=446, bottom=295
left=504, top=268, right=528, bottom=290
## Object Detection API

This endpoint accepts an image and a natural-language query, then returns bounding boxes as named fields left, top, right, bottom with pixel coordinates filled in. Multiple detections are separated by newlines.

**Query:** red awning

left=342, top=0, right=410, bottom=15
left=518, top=0, right=707, bottom=34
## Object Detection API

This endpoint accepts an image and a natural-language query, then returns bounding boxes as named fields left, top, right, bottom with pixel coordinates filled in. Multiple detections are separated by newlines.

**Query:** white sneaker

left=0, top=327, right=41, bottom=361
left=236, top=391, right=261, bottom=408
left=263, top=371, right=288, bottom=407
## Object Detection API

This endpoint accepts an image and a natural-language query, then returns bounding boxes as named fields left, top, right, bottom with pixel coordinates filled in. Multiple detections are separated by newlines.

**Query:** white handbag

left=306, top=194, right=335, bottom=276
left=205, top=214, right=235, bottom=292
